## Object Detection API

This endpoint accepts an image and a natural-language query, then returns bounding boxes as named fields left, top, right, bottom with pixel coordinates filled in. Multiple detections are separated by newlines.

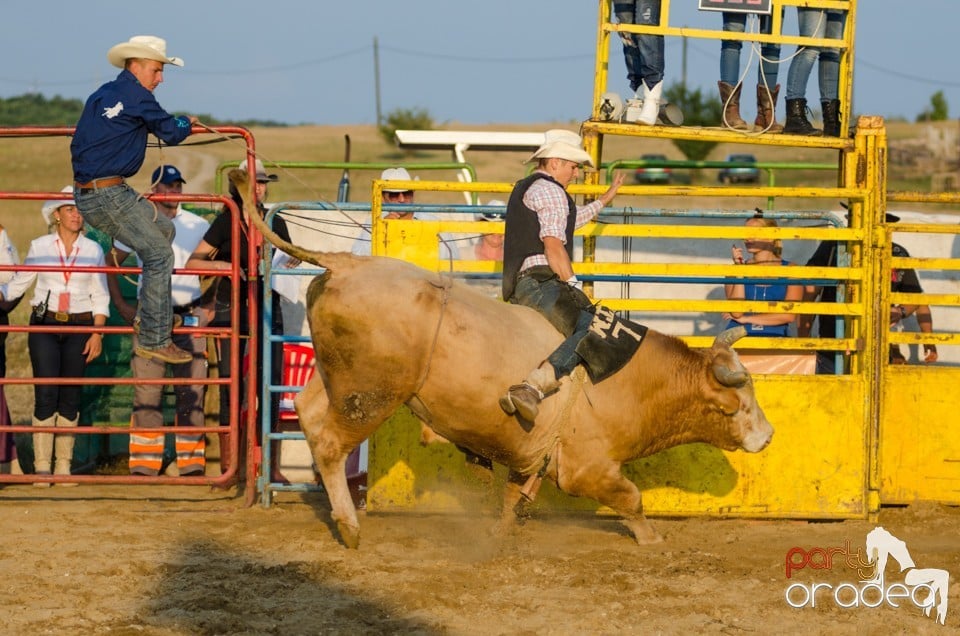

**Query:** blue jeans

left=720, top=11, right=782, bottom=88
left=510, top=271, right=595, bottom=377
left=614, top=0, right=664, bottom=92
left=75, top=183, right=175, bottom=350
left=819, top=11, right=845, bottom=101
left=786, top=9, right=845, bottom=101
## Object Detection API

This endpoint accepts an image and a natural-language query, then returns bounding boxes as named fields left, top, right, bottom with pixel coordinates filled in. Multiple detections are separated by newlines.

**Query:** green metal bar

left=605, top=159, right=837, bottom=210
left=214, top=161, right=478, bottom=199
left=604, top=159, right=836, bottom=182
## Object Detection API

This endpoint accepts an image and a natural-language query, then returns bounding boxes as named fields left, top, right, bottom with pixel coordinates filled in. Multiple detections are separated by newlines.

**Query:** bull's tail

left=229, top=168, right=354, bottom=271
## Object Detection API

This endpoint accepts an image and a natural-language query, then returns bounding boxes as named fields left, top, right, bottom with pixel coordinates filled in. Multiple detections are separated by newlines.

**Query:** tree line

left=0, top=93, right=288, bottom=128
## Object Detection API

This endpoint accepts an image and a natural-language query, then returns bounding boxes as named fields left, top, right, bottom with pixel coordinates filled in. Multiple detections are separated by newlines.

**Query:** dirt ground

left=0, top=483, right=957, bottom=636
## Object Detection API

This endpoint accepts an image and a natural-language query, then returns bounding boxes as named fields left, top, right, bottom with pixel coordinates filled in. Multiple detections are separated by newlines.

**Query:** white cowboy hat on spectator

left=381, top=167, right=419, bottom=193
left=41, top=186, right=76, bottom=226
left=239, top=158, right=278, bottom=183
left=477, top=199, right=506, bottom=221
left=526, top=129, right=594, bottom=168
left=108, top=35, right=184, bottom=69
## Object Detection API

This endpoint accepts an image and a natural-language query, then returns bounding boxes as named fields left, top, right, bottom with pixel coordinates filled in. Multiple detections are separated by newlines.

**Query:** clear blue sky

left=1, top=2, right=955, bottom=126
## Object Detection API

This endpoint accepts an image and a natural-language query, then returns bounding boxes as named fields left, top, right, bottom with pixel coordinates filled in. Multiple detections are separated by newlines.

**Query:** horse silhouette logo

left=864, top=527, right=949, bottom=625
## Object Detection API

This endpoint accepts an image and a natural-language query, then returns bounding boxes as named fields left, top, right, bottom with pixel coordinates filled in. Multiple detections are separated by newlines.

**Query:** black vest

left=501, top=173, right=577, bottom=300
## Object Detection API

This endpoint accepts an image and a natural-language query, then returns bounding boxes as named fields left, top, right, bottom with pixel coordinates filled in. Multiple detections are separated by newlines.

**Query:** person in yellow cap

left=498, top=130, right=625, bottom=423
left=70, top=35, right=198, bottom=365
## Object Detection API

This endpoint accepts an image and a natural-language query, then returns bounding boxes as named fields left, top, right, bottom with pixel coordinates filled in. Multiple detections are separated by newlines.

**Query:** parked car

left=634, top=153, right=672, bottom=184
left=718, top=153, right=760, bottom=184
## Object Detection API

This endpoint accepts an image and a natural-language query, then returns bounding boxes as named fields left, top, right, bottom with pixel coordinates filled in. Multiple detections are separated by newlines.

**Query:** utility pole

left=681, top=34, right=687, bottom=89
left=373, top=36, right=382, bottom=127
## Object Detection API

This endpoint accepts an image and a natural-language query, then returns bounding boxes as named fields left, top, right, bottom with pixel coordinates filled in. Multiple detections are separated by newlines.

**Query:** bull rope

left=411, top=276, right=453, bottom=399
left=516, top=368, right=586, bottom=500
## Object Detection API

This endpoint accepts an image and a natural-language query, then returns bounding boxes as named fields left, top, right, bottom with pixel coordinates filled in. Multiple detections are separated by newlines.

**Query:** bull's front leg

left=561, top=463, right=663, bottom=545
left=295, top=375, right=361, bottom=549
left=492, top=469, right=529, bottom=537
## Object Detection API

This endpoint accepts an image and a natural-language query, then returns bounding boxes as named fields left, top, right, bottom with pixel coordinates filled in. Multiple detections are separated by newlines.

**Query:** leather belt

left=44, top=310, right=94, bottom=323
left=74, top=176, right=125, bottom=192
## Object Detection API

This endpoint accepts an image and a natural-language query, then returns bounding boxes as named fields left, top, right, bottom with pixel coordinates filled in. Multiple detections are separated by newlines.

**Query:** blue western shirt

left=71, top=70, right=192, bottom=183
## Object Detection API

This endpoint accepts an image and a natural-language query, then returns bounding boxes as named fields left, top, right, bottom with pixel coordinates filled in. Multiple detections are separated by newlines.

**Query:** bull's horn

left=713, top=326, right=747, bottom=349
left=713, top=362, right=748, bottom=387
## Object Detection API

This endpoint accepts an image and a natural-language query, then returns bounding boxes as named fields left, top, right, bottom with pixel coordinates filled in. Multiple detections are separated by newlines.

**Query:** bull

left=231, top=170, right=773, bottom=549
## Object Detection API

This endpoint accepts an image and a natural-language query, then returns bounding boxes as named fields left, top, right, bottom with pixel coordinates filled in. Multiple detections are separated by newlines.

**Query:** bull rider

left=498, top=129, right=625, bottom=422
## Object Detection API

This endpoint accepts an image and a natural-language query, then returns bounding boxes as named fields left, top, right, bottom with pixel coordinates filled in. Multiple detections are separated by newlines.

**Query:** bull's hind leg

left=560, top=463, right=663, bottom=545
left=295, top=375, right=371, bottom=549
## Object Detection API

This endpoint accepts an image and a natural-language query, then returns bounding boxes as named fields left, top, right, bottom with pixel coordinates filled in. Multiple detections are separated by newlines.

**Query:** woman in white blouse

left=0, top=187, right=109, bottom=486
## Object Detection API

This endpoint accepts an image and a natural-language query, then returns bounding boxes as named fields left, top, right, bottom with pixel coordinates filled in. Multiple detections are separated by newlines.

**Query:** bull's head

left=709, top=326, right=773, bottom=453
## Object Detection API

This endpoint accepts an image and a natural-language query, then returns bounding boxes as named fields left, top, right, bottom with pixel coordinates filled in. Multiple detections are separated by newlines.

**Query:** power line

left=379, top=45, right=592, bottom=64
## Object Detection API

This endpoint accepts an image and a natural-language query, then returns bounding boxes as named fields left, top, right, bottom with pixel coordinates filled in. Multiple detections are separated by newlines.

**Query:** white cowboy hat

left=108, top=35, right=184, bottom=69
left=525, top=129, right=594, bottom=168
left=380, top=167, right=419, bottom=193
left=41, top=186, right=76, bottom=226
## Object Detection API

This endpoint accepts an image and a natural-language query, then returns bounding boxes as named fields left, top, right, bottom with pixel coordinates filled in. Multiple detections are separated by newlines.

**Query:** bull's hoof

left=337, top=521, right=360, bottom=549
left=631, top=524, right=664, bottom=545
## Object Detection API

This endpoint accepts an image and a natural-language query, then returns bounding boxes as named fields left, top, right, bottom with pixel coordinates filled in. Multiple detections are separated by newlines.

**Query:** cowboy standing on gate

left=71, top=35, right=198, bottom=365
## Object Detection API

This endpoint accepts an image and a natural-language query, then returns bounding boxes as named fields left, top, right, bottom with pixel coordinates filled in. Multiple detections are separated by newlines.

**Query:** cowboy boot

left=717, top=81, right=749, bottom=131
left=783, top=98, right=822, bottom=136
left=637, top=81, right=663, bottom=126
left=822, top=99, right=841, bottom=137
left=54, top=414, right=78, bottom=487
left=499, top=363, right=560, bottom=423
left=32, top=415, right=56, bottom=488
left=754, top=84, right=784, bottom=133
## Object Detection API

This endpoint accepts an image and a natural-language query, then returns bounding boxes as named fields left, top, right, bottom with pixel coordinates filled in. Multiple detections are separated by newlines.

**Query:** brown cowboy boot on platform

left=754, top=84, right=784, bottom=133
left=718, top=81, right=749, bottom=131
left=499, top=364, right=560, bottom=423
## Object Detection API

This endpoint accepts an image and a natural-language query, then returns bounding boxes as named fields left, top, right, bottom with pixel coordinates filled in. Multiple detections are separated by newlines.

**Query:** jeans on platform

left=819, top=11, right=846, bottom=101
left=510, top=272, right=595, bottom=378
left=614, top=0, right=664, bottom=92
left=786, top=9, right=846, bottom=101
left=75, top=184, right=175, bottom=350
left=720, top=12, right=782, bottom=88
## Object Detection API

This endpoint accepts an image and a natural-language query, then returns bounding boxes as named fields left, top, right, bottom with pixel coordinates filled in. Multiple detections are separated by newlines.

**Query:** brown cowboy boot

left=499, top=364, right=560, bottom=423
left=754, top=84, right=784, bottom=133
left=718, top=81, right=749, bottom=131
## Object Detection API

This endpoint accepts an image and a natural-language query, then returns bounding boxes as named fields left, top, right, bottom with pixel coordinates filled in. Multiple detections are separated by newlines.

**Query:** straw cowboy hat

left=525, top=129, right=594, bottom=168
left=41, top=186, right=76, bottom=226
left=107, top=35, right=184, bottom=69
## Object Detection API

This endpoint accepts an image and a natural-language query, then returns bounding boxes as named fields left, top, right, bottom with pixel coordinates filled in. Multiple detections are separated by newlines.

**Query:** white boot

left=54, top=414, right=78, bottom=487
left=32, top=415, right=56, bottom=488
left=637, top=81, right=663, bottom=126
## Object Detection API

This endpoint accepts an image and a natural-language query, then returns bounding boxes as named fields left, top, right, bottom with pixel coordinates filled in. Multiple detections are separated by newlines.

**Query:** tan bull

left=231, top=170, right=774, bottom=549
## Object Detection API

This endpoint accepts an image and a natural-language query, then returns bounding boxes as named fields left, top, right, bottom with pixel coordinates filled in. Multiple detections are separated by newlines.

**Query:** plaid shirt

left=519, top=171, right=604, bottom=272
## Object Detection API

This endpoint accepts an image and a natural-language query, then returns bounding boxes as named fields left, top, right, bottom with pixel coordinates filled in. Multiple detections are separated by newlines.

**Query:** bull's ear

left=715, top=389, right=740, bottom=416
